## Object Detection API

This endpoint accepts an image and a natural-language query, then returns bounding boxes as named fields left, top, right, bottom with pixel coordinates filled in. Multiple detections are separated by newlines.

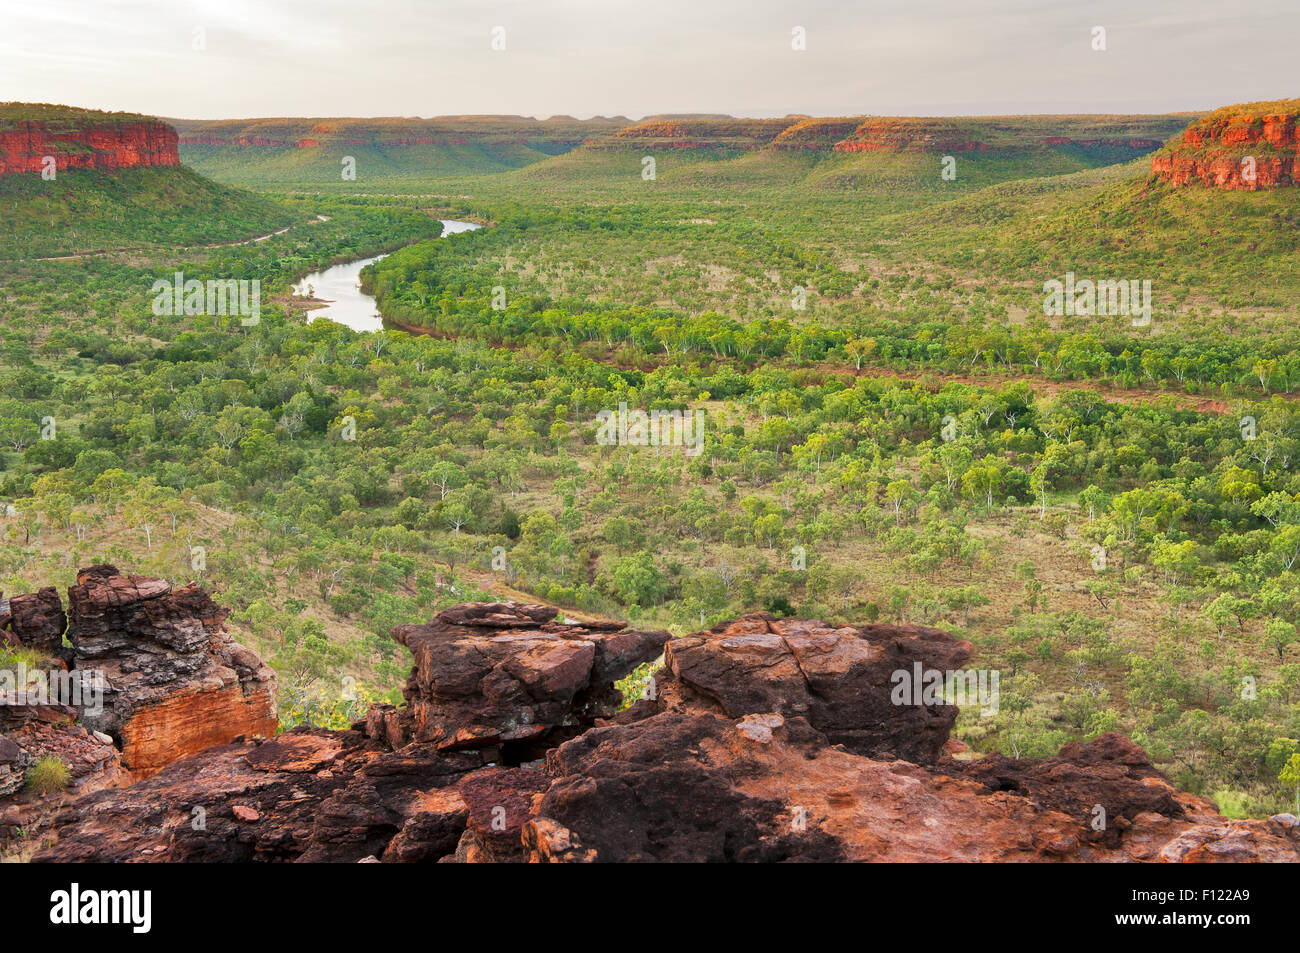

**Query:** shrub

left=24, top=756, right=70, bottom=795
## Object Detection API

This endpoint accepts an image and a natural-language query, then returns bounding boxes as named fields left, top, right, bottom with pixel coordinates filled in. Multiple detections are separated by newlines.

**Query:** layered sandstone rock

left=0, top=120, right=179, bottom=177
left=1, top=568, right=279, bottom=854
left=66, top=565, right=277, bottom=776
left=1151, top=100, right=1299, bottom=189
left=30, top=601, right=1300, bottom=863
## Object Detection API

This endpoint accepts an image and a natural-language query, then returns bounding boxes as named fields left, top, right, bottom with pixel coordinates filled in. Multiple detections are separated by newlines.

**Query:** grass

left=23, top=755, right=69, bottom=795
left=0, top=166, right=297, bottom=260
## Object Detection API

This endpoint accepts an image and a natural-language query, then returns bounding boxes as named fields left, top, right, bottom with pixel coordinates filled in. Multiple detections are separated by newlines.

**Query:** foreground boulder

left=653, top=614, right=970, bottom=763
left=29, top=602, right=1300, bottom=863
left=66, top=565, right=277, bottom=777
left=0, top=587, right=67, bottom=654
left=390, top=603, right=670, bottom=758
left=1, top=567, right=276, bottom=854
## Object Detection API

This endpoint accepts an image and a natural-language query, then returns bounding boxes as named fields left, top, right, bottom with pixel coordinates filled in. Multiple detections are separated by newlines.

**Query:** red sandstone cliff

left=1151, top=99, right=1299, bottom=189
left=0, top=120, right=179, bottom=176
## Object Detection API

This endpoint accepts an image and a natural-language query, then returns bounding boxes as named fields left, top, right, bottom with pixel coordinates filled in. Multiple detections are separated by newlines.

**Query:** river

left=291, top=219, right=481, bottom=332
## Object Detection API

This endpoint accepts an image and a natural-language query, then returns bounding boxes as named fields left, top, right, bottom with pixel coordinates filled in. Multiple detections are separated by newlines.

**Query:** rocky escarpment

left=602, top=118, right=794, bottom=151
left=1151, top=99, right=1299, bottom=189
left=0, top=107, right=179, bottom=177
left=0, top=566, right=276, bottom=847
left=596, top=115, right=1186, bottom=158
left=769, top=118, right=865, bottom=151
left=28, top=602, right=1300, bottom=863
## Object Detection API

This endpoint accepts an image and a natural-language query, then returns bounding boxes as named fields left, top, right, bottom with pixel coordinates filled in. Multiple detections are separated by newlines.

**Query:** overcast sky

left=2, top=0, right=1294, bottom=119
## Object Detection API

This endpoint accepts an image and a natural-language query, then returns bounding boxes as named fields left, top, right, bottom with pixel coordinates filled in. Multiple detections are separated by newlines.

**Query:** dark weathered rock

left=948, top=732, right=1185, bottom=847
left=530, top=711, right=845, bottom=862
left=4, top=587, right=66, bottom=653
left=392, top=602, right=671, bottom=754
left=26, top=597, right=1300, bottom=864
left=652, top=613, right=970, bottom=763
left=34, top=729, right=486, bottom=863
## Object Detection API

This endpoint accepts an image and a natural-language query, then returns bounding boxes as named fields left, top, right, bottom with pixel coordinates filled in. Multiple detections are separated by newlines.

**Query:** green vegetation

left=2, top=103, right=1298, bottom=817
left=23, top=755, right=70, bottom=795
left=0, top=102, right=155, bottom=129
left=0, top=167, right=297, bottom=260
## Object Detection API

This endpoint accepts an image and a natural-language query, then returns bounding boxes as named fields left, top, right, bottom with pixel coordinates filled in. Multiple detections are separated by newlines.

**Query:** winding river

left=291, top=219, right=481, bottom=332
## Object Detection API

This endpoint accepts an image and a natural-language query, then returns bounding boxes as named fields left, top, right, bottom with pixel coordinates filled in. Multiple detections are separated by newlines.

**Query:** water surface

left=292, top=219, right=480, bottom=332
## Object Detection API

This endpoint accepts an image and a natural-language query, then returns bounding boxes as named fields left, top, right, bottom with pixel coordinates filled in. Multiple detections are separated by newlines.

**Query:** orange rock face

left=0, top=120, right=179, bottom=176
left=1152, top=103, right=1299, bottom=189
left=118, top=681, right=277, bottom=779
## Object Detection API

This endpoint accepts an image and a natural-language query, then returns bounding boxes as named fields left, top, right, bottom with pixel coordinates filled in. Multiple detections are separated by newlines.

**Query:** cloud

left=1, top=0, right=1295, bottom=118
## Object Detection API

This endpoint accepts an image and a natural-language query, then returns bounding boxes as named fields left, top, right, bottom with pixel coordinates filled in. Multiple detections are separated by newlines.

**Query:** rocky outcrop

left=28, top=601, right=1300, bottom=863
left=653, top=614, right=969, bottom=763
left=603, top=118, right=791, bottom=152
left=65, top=565, right=277, bottom=776
left=1, top=566, right=275, bottom=797
left=0, top=120, right=179, bottom=177
left=1, top=568, right=277, bottom=854
left=0, top=587, right=66, bottom=653
left=1151, top=100, right=1299, bottom=189
left=389, top=603, right=669, bottom=757
left=770, top=118, right=865, bottom=151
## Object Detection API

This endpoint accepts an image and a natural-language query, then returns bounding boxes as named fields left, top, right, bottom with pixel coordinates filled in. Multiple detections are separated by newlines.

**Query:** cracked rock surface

left=26, top=602, right=1300, bottom=863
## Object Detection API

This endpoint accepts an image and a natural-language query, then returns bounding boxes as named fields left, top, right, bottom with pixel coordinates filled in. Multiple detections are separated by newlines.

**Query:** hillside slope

left=0, top=104, right=296, bottom=259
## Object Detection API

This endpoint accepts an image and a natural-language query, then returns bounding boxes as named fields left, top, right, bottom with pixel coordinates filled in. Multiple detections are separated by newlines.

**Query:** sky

left=1, top=0, right=1295, bottom=120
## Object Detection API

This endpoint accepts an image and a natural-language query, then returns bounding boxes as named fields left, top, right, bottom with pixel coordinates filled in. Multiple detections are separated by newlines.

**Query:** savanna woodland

left=4, top=100, right=1300, bottom=821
